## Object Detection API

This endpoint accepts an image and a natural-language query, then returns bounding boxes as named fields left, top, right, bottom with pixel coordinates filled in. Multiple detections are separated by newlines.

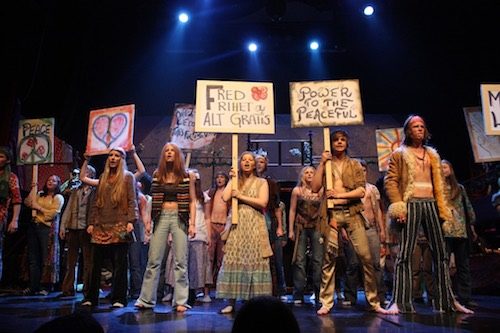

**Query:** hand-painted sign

left=195, top=80, right=275, bottom=134
left=290, top=80, right=364, bottom=128
left=86, top=104, right=135, bottom=156
left=17, top=118, right=54, bottom=165
left=170, top=103, right=217, bottom=149
left=376, top=128, right=403, bottom=171
left=480, top=84, right=500, bottom=135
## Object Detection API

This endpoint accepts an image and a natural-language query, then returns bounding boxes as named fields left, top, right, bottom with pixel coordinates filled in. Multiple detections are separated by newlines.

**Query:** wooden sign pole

left=185, top=152, right=192, bottom=168
left=231, top=134, right=239, bottom=224
left=31, top=164, right=38, bottom=217
left=323, top=128, right=334, bottom=209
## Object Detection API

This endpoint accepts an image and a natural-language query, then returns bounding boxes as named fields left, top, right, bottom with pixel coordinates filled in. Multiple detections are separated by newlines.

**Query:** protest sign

left=480, top=84, right=500, bottom=135
left=17, top=118, right=54, bottom=165
left=376, top=128, right=403, bottom=172
left=170, top=103, right=216, bottom=150
left=86, top=104, right=135, bottom=156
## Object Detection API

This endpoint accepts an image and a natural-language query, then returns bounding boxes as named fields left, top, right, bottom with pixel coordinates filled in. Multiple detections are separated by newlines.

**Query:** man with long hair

left=384, top=115, right=472, bottom=314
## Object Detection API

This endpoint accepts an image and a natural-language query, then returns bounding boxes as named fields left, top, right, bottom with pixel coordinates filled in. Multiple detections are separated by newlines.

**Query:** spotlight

left=363, top=5, right=374, bottom=16
left=178, top=12, right=189, bottom=23
left=248, top=42, right=258, bottom=52
left=309, top=41, right=319, bottom=50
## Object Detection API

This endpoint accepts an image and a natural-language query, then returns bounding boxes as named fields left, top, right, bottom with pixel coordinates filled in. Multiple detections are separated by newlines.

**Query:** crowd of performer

left=1, top=114, right=491, bottom=315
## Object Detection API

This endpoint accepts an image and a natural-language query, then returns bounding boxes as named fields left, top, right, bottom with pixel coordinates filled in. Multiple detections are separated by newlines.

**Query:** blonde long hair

left=297, top=166, right=315, bottom=188
left=155, top=142, right=187, bottom=184
left=96, top=148, right=128, bottom=209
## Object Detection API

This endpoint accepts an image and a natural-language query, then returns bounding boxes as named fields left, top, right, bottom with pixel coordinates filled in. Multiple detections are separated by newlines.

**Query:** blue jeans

left=27, top=222, right=50, bottom=291
left=293, top=227, right=323, bottom=300
left=128, top=227, right=149, bottom=298
left=137, top=210, right=189, bottom=307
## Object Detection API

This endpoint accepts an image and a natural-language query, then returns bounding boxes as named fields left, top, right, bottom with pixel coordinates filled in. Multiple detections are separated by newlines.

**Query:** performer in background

left=24, top=175, right=64, bottom=295
left=82, top=147, right=138, bottom=308
left=384, top=115, right=472, bottom=314
left=0, top=147, right=21, bottom=282
left=205, top=171, right=230, bottom=298
left=442, top=159, right=478, bottom=308
left=135, top=142, right=196, bottom=312
left=59, top=164, right=96, bottom=298
left=217, top=151, right=272, bottom=314
left=255, top=154, right=286, bottom=298
left=288, top=166, right=324, bottom=305
left=311, top=130, right=391, bottom=315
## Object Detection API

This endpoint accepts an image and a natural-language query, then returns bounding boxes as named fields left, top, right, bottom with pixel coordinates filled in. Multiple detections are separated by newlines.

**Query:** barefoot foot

left=317, top=306, right=330, bottom=316
left=386, top=303, right=400, bottom=315
left=454, top=300, right=474, bottom=314
left=175, top=305, right=189, bottom=313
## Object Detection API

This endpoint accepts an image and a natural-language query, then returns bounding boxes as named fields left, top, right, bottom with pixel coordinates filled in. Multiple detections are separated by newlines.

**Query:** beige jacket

left=384, top=145, right=452, bottom=222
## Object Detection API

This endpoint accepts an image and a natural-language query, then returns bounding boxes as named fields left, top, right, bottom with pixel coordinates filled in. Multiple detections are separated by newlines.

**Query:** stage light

left=248, top=42, right=258, bottom=52
left=363, top=5, right=374, bottom=16
left=309, top=41, right=319, bottom=50
left=178, top=12, right=189, bottom=23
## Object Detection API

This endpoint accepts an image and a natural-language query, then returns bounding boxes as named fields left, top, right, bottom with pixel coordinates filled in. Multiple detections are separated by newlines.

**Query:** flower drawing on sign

left=18, top=134, right=51, bottom=164
left=251, top=86, right=268, bottom=101
left=91, top=113, right=128, bottom=148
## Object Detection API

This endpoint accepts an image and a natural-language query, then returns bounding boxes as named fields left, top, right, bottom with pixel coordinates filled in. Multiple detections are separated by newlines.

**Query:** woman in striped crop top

left=135, top=142, right=196, bottom=312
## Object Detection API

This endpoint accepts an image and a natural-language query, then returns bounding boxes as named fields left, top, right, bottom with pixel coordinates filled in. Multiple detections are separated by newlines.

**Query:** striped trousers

left=390, top=199, right=454, bottom=312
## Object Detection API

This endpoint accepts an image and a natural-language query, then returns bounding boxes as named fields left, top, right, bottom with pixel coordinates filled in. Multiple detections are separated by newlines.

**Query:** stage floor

left=1, top=291, right=500, bottom=332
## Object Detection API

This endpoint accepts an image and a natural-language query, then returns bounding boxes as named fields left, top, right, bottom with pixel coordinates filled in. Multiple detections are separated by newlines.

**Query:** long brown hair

left=442, top=159, right=460, bottom=201
left=96, top=148, right=128, bottom=209
left=238, top=151, right=257, bottom=188
left=155, top=142, right=187, bottom=184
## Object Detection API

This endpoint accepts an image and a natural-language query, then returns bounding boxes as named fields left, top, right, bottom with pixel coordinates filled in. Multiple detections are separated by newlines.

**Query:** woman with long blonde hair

left=135, top=142, right=196, bottom=312
left=82, top=147, right=138, bottom=308
left=216, top=151, right=271, bottom=314
left=288, top=165, right=324, bottom=304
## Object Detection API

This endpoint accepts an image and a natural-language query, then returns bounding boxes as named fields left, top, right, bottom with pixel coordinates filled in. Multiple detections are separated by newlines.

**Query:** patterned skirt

left=216, top=205, right=272, bottom=300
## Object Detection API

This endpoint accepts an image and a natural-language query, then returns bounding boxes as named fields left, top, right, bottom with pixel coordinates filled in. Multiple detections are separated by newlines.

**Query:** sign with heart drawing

left=86, top=104, right=135, bottom=156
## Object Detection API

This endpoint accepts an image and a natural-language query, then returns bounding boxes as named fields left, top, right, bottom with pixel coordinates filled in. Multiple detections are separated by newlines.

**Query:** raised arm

left=130, top=145, right=146, bottom=180
left=80, top=154, right=99, bottom=187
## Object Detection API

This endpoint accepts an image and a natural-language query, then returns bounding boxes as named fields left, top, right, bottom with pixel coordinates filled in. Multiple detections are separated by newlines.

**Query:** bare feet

left=386, top=303, right=400, bottom=315
left=175, top=305, right=189, bottom=313
left=374, top=306, right=396, bottom=315
left=317, top=306, right=330, bottom=316
left=454, top=300, right=474, bottom=314
left=219, top=305, right=234, bottom=314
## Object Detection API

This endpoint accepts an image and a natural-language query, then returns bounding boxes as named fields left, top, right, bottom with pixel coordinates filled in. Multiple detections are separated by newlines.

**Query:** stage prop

left=86, top=104, right=135, bottom=156
left=375, top=127, right=403, bottom=172
left=290, top=79, right=364, bottom=209
left=195, top=80, right=275, bottom=224
left=170, top=103, right=217, bottom=167
left=17, top=118, right=54, bottom=165
left=480, top=84, right=500, bottom=136
left=464, top=106, right=500, bottom=163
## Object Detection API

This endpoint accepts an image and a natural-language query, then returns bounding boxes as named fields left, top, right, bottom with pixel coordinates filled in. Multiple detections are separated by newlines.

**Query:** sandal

left=219, top=305, right=234, bottom=314
left=21, top=288, right=34, bottom=296
left=134, top=301, right=154, bottom=309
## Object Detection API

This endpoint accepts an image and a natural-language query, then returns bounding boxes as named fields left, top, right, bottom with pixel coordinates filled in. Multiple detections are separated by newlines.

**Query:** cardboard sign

left=376, top=128, right=403, bottom=172
left=86, top=104, right=135, bottom=156
left=464, top=107, right=500, bottom=163
left=170, top=103, right=217, bottom=150
left=17, top=118, right=55, bottom=165
left=290, top=79, right=364, bottom=128
left=195, top=80, right=275, bottom=134
left=480, top=84, right=500, bottom=135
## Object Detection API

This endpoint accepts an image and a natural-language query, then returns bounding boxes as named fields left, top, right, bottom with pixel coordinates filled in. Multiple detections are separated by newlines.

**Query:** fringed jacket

left=384, top=145, right=452, bottom=222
